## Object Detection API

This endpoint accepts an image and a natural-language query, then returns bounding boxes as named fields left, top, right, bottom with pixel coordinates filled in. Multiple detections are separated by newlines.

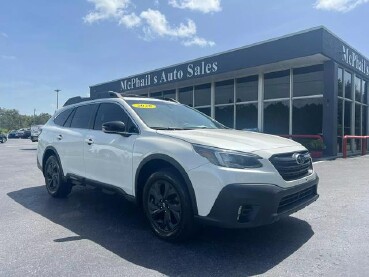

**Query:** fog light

left=237, top=205, right=254, bottom=223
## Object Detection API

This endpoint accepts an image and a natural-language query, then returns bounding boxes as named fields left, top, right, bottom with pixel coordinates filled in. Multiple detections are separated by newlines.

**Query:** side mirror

left=102, top=121, right=126, bottom=135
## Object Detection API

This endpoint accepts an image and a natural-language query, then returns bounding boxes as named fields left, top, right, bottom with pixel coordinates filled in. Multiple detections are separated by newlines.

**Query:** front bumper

left=195, top=177, right=319, bottom=228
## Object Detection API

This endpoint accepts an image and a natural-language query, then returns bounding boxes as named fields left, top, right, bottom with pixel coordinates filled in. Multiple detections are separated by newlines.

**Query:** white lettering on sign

left=342, top=45, right=369, bottom=76
left=121, top=60, right=218, bottom=91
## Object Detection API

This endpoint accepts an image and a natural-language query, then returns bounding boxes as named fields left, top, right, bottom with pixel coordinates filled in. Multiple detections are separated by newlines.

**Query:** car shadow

left=8, top=186, right=314, bottom=276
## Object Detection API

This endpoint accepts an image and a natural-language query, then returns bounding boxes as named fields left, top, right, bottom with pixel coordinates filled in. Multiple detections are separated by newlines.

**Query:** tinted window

left=178, top=87, right=193, bottom=107
left=293, top=65, right=323, bottom=97
left=215, top=79, right=234, bottom=105
left=94, top=103, right=129, bottom=131
left=338, top=68, right=343, bottom=97
left=264, top=100, right=289, bottom=134
left=236, top=75, right=258, bottom=102
left=344, top=71, right=352, bottom=99
left=54, top=109, right=73, bottom=126
left=236, top=103, right=258, bottom=130
left=292, top=98, right=323, bottom=135
left=70, top=105, right=94, bottom=129
left=64, top=109, right=75, bottom=127
left=264, top=70, right=290, bottom=100
left=194, top=83, right=211, bottom=107
left=215, top=105, right=234, bottom=128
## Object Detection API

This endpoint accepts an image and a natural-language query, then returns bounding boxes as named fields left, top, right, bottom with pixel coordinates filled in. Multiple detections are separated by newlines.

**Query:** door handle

left=85, top=138, right=94, bottom=145
left=57, top=135, right=63, bottom=140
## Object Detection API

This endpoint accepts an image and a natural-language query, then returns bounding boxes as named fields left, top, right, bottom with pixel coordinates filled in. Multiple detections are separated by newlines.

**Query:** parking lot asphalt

left=0, top=139, right=369, bottom=277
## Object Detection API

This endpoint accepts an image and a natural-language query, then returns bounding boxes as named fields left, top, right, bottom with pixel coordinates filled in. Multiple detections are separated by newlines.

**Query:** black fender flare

left=135, top=154, right=198, bottom=215
left=42, top=146, right=65, bottom=179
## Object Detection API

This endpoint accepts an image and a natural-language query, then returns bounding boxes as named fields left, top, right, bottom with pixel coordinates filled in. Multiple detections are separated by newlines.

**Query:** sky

left=1, top=0, right=369, bottom=115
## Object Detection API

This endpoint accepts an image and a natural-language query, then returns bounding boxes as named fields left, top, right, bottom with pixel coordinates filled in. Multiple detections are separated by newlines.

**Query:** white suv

left=37, top=92, right=319, bottom=241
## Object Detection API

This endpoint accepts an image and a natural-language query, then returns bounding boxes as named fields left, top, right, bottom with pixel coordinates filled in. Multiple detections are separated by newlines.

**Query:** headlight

left=193, top=144, right=262, bottom=169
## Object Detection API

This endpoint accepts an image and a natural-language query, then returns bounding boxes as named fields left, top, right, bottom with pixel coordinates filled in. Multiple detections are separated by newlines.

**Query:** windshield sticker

left=132, top=103, right=156, bottom=109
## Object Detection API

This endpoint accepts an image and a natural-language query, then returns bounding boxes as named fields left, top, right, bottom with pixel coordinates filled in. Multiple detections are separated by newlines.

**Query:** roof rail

left=121, top=94, right=148, bottom=98
left=93, top=91, right=122, bottom=99
left=63, top=91, right=123, bottom=107
left=63, top=96, right=90, bottom=107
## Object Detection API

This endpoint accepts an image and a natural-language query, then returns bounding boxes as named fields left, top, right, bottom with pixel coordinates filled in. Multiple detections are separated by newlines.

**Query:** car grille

left=278, top=185, right=317, bottom=213
left=269, top=151, right=312, bottom=181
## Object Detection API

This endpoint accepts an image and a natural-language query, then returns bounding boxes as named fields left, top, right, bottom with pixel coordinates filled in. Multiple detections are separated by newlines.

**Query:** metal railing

left=342, top=135, right=369, bottom=158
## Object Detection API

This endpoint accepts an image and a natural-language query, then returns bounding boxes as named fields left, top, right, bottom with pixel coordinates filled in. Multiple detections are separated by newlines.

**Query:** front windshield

left=126, top=100, right=225, bottom=130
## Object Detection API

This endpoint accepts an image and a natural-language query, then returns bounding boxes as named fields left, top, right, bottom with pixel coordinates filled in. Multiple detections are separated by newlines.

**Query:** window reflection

left=178, top=87, right=193, bottom=107
left=264, top=70, right=290, bottom=100
left=215, top=105, right=234, bottom=128
left=236, top=103, right=258, bottom=130
left=292, top=98, right=323, bottom=135
left=264, top=101, right=289, bottom=134
left=194, top=84, right=211, bottom=107
left=215, top=79, right=234, bottom=105
left=293, top=65, right=324, bottom=97
left=344, top=71, right=352, bottom=99
left=236, top=75, right=258, bottom=102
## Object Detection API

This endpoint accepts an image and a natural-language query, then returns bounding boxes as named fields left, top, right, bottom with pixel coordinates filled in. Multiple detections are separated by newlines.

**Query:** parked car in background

left=22, top=128, right=31, bottom=139
left=0, top=133, right=7, bottom=143
left=16, top=129, right=25, bottom=138
left=31, top=125, right=43, bottom=142
left=8, top=130, right=18, bottom=139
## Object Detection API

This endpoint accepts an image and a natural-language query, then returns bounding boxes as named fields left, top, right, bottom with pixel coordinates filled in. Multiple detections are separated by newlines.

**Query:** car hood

left=156, top=129, right=305, bottom=154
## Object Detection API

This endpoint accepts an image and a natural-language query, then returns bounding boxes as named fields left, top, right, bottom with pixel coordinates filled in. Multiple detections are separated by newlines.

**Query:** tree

left=0, top=108, right=52, bottom=133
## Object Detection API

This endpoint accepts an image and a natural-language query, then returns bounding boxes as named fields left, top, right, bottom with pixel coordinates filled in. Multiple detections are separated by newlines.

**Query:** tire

left=44, top=155, right=72, bottom=198
left=143, top=168, right=195, bottom=242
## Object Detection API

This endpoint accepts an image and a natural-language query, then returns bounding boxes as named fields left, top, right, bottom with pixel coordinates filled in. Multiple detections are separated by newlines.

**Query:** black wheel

left=143, top=169, right=195, bottom=242
left=44, top=155, right=72, bottom=198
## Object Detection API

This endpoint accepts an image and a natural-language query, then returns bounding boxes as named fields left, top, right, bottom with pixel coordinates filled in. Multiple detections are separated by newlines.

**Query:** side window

left=93, top=103, right=130, bottom=131
left=54, top=109, right=73, bottom=126
left=63, top=108, right=75, bottom=127
left=70, top=105, right=95, bottom=129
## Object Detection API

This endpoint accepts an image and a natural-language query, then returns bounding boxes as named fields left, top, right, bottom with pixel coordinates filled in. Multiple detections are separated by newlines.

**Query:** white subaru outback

left=37, top=92, right=319, bottom=241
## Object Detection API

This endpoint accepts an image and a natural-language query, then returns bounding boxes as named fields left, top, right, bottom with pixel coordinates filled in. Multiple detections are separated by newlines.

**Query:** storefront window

left=337, top=99, right=343, bottom=153
left=196, top=107, right=211, bottom=117
left=236, top=75, right=258, bottom=102
left=163, top=89, right=176, bottom=100
left=338, top=68, right=343, bottom=97
left=355, top=103, right=362, bottom=150
left=344, top=100, right=352, bottom=136
left=292, top=98, right=323, bottom=135
left=293, top=65, right=324, bottom=97
left=355, top=77, right=362, bottom=103
left=236, top=103, right=258, bottom=130
left=264, top=70, right=290, bottom=100
left=264, top=101, right=289, bottom=134
left=194, top=83, right=211, bottom=107
left=150, top=91, right=162, bottom=98
left=344, top=71, right=352, bottom=99
left=363, top=106, right=368, bottom=136
left=178, top=86, right=193, bottom=107
left=215, top=79, right=234, bottom=105
left=215, top=105, right=234, bottom=128
left=363, top=80, right=368, bottom=105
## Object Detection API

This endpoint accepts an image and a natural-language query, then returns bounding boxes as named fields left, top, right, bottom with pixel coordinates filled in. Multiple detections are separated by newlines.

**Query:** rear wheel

left=44, top=155, right=72, bottom=198
left=143, top=169, right=195, bottom=242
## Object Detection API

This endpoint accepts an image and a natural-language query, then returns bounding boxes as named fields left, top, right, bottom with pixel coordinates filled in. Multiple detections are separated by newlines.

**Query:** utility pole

left=54, top=89, right=61, bottom=109
left=34, top=108, right=36, bottom=125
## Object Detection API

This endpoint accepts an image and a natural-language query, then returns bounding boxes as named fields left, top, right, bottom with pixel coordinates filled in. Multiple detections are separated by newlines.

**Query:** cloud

left=183, top=36, right=215, bottom=47
left=1, top=55, right=16, bottom=60
left=140, top=9, right=196, bottom=38
left=83, top=0, right=215, bottom=47
left=314, top=0, right=369, bottom=12
left=169, top=0, right=221, bottom=13
left=119, top=12, right=141, bottom=28
left=83, top=0, right=131, bottom=23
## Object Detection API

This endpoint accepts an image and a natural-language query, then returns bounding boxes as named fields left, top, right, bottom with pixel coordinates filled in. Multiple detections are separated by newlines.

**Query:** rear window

left=54, top=109, right=73, bottom=126
left=70, top=105, right=95, bottom=129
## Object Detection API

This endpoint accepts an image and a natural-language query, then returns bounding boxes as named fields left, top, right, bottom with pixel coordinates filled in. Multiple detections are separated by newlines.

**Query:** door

left=58, top=104, right=97, bottom=177
left=84, top=102, right=139, bottom=194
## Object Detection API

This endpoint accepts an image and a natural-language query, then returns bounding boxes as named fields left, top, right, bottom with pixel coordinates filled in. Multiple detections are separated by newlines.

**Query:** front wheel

left=143, top=169, right=195, bottom=242
left=44, top=155, right=72, bottom=198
